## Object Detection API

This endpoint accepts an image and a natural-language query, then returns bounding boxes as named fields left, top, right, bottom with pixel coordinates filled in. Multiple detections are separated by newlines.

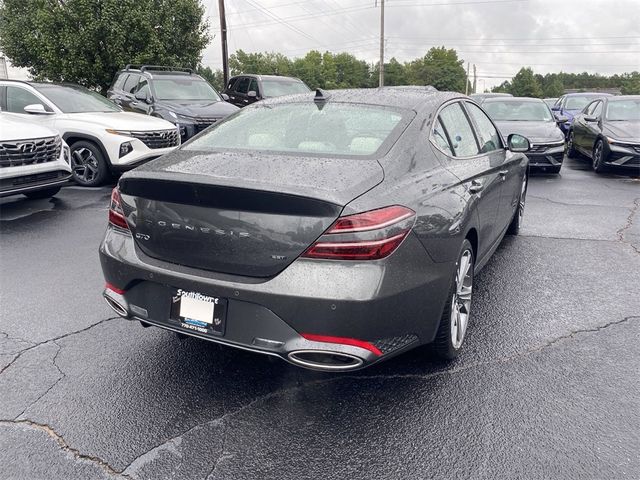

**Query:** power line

left=241, top=0, right=322, bottom=43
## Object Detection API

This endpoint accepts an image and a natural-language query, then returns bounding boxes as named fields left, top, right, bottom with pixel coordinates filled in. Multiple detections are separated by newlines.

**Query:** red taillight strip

left=108, top=187, right=129, bottom=230
left=105, top=282, right=125, bottom=295
left=329, top=206, right=415, bottom=233
left=303, top=231, right=409, bottom=260
left=301, top=333, right=383, bottom=356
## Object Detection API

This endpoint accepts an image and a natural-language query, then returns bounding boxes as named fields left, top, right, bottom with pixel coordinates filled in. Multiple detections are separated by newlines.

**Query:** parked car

left=0, top=80, right=180, bottom=186
left=100, top=87, right=531, bottom=372
left=0, top=113, right=72, bottom=198
left=223, top=74, right=310, bottom=108
left=107, top=65, right=239, bottom=141
left=568, top=95, right=640, bottom=174
left=543, top=98, right=558, bottom=107
left=551, top=92, right=612, bottom=137
left=483, top=97, right=566, bottom=174
left=469, top=92, right=513, bottom=104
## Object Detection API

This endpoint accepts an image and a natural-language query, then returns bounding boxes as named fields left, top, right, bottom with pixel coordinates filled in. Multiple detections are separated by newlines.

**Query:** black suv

left=223, top=74, right=310, bottom=108
left=108, top=65, right=239, bottom=140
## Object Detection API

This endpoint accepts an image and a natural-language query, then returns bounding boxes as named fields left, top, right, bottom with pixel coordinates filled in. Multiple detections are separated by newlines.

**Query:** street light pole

left=218, top=0, right=229, bottom=87
left=378, top=0, right=385, bottom=87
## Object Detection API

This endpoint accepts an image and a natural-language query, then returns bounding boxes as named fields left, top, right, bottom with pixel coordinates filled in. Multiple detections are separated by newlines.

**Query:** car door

left=231, top=77, right=251, bottom=107
left=573, top=100, right=597, bottom=151
left=119, top=74, right=140, bottom=111
left=434, top=101, right=504, bottom=260
left=108, top=73, right=128, bottom=107
left=129, top=77, right=152, bottom=115
left=464, top=101, right=521, bottom=236
left=4, top=85, right=57, bottom=129
left=224, top=77, right=238, bottom=104
left=581, top=100, right=603, bottom=154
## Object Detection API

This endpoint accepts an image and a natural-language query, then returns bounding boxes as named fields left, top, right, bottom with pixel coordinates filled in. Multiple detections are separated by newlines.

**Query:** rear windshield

left=153, top=77, right=221, bottom=101
left=184, top=103, right=409, bottom=157
left=484, top=100, right=553, bottom=122
left=34, top=84, right=120, bottom=113
left=261, top=79, right=310, bottom=97
left=565, top=95, right=602, bottom=110
left=606, top=99, right=640, bottom=121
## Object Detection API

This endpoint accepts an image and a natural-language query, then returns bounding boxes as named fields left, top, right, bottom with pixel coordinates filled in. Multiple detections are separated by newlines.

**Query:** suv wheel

left=70, top=141, right=109, bottom=186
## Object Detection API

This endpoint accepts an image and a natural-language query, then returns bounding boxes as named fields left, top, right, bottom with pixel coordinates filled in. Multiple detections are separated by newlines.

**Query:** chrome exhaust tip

left=103, top=295, right=129, bottom=318
left=287, top=350, right=364, bottom=371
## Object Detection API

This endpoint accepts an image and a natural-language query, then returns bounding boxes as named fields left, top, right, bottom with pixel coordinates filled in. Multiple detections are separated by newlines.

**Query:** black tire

left=70, top=140, right=110, bottom=186
left=507, top=173, right=527, bottom=235
left=433, top=239, right=475, bottom=360
left=566, top=130, right=577, bottom=158
left=23, top=187, right=61, bottom=199
left=592, top=139, right=607, bottom=174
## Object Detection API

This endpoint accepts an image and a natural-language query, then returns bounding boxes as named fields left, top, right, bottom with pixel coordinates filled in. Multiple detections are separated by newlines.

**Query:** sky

left=201, top=0, right=640, bottom=89
left=4, top=0, right=639, bottom=88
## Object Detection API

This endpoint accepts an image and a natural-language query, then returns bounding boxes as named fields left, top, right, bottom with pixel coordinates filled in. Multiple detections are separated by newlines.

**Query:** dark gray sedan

left=100, top=88, right=530, bottom=371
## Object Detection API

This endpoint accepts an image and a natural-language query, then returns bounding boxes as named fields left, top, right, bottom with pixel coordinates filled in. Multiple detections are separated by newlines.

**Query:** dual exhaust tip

left=103, top=295, right=129, bottom=319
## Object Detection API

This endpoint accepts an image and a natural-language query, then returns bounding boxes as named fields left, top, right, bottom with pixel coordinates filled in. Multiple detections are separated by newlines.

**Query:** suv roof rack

left=124, top=65, right=193, bottom=74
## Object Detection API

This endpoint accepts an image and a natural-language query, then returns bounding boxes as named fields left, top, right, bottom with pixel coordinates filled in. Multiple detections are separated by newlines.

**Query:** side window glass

left=123, top=74, right=139, bottom=94
left=438, top=103, right=479, bottom=158
left=591, top=101, right=603, bottom=118
left=226, top=79, right=236, bottom=91
left=465, top=102, right=502, bottom=153
left=135, top=79, right=149, bottom=96
left=6, top=86, right=44, bottom=113
left=235, top=77, right=250, bottom=94
left=114, top=74, right=128, bottom=90
left=431, top=118, right=453, bottom=156
left=249, top=78, right=259, bottom=94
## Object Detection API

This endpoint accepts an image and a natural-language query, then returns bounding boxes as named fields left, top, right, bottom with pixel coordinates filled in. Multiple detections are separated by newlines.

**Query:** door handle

left=499, top=169, right=508, bottom=179
left=468, top=179, right=484, bottom=194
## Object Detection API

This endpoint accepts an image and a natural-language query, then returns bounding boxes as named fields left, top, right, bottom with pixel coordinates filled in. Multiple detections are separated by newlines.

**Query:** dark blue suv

left=551, top=93, right=612, bottom=137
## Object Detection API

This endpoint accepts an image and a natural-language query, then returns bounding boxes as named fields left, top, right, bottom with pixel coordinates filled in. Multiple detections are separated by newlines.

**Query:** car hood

left=602, top=121, right=640, bottom=141
left=157, top=100, right=239, bottom=118
left=494, top=120, right=565, bottom=144
left=0, top=113, right=60, bottom=140
left=60, top=112, right=176, bottom=130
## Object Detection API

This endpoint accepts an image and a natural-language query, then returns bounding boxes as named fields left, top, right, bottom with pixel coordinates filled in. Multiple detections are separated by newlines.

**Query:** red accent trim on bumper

left=105, top=282, right=125, bottom=295
left=301, top=333, right=383, bottom=356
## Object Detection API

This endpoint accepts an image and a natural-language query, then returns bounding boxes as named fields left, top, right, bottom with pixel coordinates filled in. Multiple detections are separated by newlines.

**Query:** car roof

left=606, top=95, right=640, bottom=101
left=230, top=74, right=304, bottom=82
left=564, top=92, right=612, bottom=97
left=483, top=96, right=545, bottom=103
left=258, top=86, right=462, bottom=111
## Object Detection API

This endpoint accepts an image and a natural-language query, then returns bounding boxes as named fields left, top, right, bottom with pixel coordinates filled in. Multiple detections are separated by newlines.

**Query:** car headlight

left=106, top=129, right=132, bottom=136
left=168, top=111, right=178, bottom=120
left=606, top=137, right=634, bottom=147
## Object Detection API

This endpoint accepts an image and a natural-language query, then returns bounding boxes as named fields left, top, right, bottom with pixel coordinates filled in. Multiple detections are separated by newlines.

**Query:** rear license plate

left=169, top=289, right=227, bottom=336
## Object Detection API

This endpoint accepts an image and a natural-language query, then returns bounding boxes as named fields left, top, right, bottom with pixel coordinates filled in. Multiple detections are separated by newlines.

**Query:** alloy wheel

left=71, top=147, right=100, bottom=184
left=518, top=176, right=527, bottom=225
left=567, top=132, right=574, bottom=152
left=593, top=142, right=603, bottom=171
left=450, top=249, right=473, bottom=349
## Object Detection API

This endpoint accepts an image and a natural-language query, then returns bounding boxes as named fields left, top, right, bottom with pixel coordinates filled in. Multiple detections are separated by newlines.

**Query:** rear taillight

left=108, top=187, right=129, bottom=230
left=302, top=205, right=415, bottom=261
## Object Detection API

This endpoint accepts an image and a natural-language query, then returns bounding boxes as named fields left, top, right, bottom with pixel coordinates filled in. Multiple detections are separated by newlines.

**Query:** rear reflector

left=301, top=333, right=383, bottom=356
left=302, top=205, right=415, bottom=261
left=108, top=187, right=129, bottom=230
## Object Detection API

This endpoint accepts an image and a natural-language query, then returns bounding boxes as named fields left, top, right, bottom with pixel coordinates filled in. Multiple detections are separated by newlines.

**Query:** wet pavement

left=1, top=158, right=639, bottom=479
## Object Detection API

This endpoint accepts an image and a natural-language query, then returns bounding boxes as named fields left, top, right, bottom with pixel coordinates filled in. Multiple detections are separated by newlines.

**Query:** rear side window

left=235, top=77, right=251, bottom=94
left=431, top=118, right=453, bottom=156
left=226, top=78, right=237, bottom=91
left=437, top=103, right=479, bottom=157
left=123, top=74, right=139, bottom=94
left=590, top=101, right=603, bottom=118
left=113, top=73, right=128, bottom=90
left=249, top=78, right=259, bottom=95
left=465, top=102, right=502, bottom=152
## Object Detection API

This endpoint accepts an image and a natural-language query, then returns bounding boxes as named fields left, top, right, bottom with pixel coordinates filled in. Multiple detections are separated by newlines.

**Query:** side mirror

left=221, top=93, right=229, bottom=101
left=247, top=90, right=257, bottom=98
left=584, top=115, right=598, bottom=122
left=507, top=133, right=530, bottom=153
left=24, top=103, right=53, bottom=115
left=135, top=91, right=151, bottom=103
left=555, top=115, right=569, bottom=124
left=551, top=105, right=561, bottom=112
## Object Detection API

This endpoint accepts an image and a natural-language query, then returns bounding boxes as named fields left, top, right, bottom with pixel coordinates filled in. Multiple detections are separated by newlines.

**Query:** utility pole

left=218, top=0, right=229, bottom=87
left=378, top=0, right=385, bottom=87
left=472, top=64, right=477, bottom=94
left=465, top=62, right=470, bottom=95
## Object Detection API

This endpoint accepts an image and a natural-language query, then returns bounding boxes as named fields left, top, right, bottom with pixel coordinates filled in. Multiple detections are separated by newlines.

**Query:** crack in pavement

left=118, top=315, right=640, bottom=476
left=0, top=317, right=120, bottom=375
left=616, top=197, right=640, bottom=254
left=0, top=419, right=129, bottom=479
left=527, top=195, right=617, bottom=208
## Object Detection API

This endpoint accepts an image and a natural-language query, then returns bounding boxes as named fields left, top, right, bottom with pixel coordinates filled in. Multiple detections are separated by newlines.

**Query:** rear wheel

left=70, top=141, right=109, bottom=186
left=23, top=187, right=61, bottom=199
left=592, top=140, right=607, bottom=174
left=566, top=131, right=577, bottom=158
left=433, top=239, right=474, bottom=360
left=507, top=174, right=527, bottom=235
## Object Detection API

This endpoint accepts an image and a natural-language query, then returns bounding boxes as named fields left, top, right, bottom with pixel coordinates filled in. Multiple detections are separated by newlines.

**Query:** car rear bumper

left=99, top=226, right=453, bottom=371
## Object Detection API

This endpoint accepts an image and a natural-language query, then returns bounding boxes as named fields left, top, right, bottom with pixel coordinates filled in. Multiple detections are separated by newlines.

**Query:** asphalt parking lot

left=1, top=157, right=639, bottom=480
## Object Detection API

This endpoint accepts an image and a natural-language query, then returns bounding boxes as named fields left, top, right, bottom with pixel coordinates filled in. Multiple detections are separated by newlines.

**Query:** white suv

left=0, top=80, right=180, bottom=186
left=0, top=113, right=72, bottom=198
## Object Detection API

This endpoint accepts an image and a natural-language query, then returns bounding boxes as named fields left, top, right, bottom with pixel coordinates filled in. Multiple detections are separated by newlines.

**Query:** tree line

left=1, top=0, right=638, bottom=96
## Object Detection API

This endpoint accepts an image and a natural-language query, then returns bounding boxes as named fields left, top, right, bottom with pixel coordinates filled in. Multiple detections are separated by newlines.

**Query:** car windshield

left=34, top=84, right=120, bottom=113
left=565, top=96, right=600, bottom=110
left=153, top=77, right=221, bottom=101
left=184, top=102, right=407, bottom=157
left=483, top=100, right=553, bottom=122
left=606, top=99, right=640, bottom=121
left=260, top=79, right=310, bottom=97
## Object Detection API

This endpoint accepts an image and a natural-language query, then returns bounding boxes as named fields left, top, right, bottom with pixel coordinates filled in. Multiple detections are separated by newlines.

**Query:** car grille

left=529, top=144, right=550, bottom=154
left=194, top=117, right=221, bottom=134
left=0, top=136, right=61, bottom=168
left=129, top=129, right=179, bottom=149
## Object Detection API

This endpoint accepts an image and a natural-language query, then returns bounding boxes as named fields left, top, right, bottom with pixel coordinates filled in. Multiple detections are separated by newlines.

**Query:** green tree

left=0, top=0, right=210, bottom=93
left=509, top=67, right=543, bottom=97
left=492, top=81, right=512, bottom=93
left=196, top=65, right=224, bottom=91
left=620, top=71, right=640, bottom=95
left=543, top=76, right=564, bottom=97
left=405, top=47, right=466, bottom=92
